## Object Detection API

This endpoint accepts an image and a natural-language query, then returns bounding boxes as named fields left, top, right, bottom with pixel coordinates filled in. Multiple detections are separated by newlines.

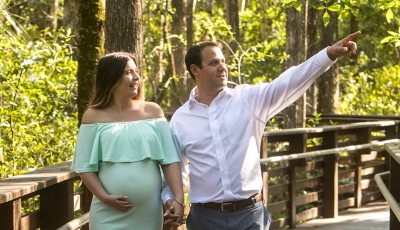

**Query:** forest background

left=0, top=0, right=399, bottom=177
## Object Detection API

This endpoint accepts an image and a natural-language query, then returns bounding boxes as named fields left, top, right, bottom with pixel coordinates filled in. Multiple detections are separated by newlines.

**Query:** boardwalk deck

left=286, top=200, right=389, bottom=230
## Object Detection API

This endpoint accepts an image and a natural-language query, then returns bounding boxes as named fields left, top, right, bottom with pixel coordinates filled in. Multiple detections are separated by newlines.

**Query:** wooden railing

left=0, top=161, right=83, bottom=230
left=375, top=141, right=400, bottom=230
left=261, top=120, right=400, bottom=229
left=0, top=119, right=399, bottom=230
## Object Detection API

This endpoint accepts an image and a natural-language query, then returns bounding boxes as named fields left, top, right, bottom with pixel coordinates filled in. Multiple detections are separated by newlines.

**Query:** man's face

left=192, top=46, right=228, bottom=92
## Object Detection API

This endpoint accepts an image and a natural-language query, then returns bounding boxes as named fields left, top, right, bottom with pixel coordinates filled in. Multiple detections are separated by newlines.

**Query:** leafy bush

left=340, top=63, right=400, bottom=115
left=0, top=27, right=78, bottom=177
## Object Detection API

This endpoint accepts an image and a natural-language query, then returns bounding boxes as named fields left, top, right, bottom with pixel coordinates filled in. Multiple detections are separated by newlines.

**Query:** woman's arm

left=79, top=172, right=133, bottom=211
left=161, top=163, right=184, bottom=222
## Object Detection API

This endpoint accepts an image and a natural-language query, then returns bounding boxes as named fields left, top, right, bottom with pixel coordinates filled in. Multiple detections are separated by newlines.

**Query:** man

left=163, top=31, right=361, bottom=230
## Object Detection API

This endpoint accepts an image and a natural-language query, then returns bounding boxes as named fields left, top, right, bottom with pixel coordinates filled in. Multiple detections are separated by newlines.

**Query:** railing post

left=0, top=199, right=21, bottom=230
left=81, top=184, right=93, bottom=230
left=40, top=180, right=74, bottom=229
left=322, top=131, right=338, bottom=218
left=288, top=133, right=307, bottom=228
left=261, top=137, right=269, bottom=206
left=355, top=127, right=371, bottom=208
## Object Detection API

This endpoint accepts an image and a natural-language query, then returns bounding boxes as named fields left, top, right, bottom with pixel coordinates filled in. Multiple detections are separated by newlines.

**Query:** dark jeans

left=186, top=201, right=271, bottom=230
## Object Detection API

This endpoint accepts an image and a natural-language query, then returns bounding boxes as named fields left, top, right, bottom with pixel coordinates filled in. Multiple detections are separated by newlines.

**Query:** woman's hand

left=102, top=194, right=133, bottom=211
left=163, top=199, right=184, bottom=229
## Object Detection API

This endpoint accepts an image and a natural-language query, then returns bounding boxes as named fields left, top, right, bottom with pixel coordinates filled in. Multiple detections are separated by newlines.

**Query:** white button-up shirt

left=162, top=48, right=335, bottom=203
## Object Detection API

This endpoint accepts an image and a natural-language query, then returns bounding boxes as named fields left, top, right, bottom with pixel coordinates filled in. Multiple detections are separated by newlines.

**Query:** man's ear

left=190, top=64, right=199, bottom=77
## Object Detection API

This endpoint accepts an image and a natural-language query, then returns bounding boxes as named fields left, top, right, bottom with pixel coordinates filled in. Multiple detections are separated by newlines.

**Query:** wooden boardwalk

left=286, top=200, right=389, bottom=230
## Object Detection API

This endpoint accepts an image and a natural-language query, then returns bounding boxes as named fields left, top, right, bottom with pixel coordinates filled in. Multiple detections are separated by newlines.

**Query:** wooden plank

left=0, top=198, right=21, bottom=230
left=0, top=161, right=77, bottom=204
left=295, top=191, right=322, bottom=206
left=268, top=184, right=289, bottom=196
left=21, top=211, right=40, bottom=230
left=339, top=197, right=354, bottom=210
left=339, top=184, right=355, bottom=194
left=270, top=217, right=289, bottom=230
left=295, top=160, right=323, bottom=172
left=386, top=142, right=400, bottom=165
left=296, top=177, right=322, bottom=190
left=267, top=200, right=288, bottom=213
left=40, top=180, right=74, bottom=230
left=296, top=206, right=321, bottom=223
left=268, top=166, right=289, bottom=178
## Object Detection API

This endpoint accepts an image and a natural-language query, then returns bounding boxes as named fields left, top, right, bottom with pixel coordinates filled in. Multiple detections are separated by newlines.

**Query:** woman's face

left=114, top=59, right=140, bottom=99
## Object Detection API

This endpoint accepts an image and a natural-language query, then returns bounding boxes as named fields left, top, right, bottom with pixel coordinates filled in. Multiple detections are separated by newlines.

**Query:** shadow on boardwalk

left=286, top=200, right=389, bottom=230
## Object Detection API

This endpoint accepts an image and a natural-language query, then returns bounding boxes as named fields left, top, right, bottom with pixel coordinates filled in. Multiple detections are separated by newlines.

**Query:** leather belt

left=192, top=194, right=263, bottom=212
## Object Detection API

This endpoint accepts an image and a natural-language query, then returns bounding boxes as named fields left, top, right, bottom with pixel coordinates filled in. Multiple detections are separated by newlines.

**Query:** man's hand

left=163, top=199, right=184, bottom=230
left=327, top=31, right=361, bottom=60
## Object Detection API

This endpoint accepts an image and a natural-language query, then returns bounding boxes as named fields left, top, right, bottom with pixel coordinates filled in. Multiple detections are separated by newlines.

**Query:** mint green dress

left=71, top=118, right=180, bottom=230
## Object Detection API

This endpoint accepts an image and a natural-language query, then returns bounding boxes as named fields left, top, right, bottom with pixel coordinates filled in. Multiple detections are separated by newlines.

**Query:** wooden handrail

left=0, top=161, right=79, bottom=230
left=381, top=141, right=400, bottom=229
left=260, top=139, right=400, bottom=164
left=0, top=161, right=76, bottom=204
left=374, top=172, right=400, bottom=221
left=56, top=213, right=89, bottom=230
left=264, top=120, right=400, bottom=136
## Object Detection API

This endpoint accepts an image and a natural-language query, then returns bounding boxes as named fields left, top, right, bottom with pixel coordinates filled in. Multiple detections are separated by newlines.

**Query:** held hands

left=163, top=198, right=185, bottom=230
left=327, top=31, right=361, bottom=60
left=102, top=194, right=133, bottom=211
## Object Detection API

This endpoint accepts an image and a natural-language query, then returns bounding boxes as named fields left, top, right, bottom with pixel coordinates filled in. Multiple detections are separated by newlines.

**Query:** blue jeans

left=186, top=201, right=271, bottom=230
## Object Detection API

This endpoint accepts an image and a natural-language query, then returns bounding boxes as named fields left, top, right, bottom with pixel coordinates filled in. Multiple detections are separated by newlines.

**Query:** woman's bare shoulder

left=142, top=101, right=164, bottom=119
left=81, top=108, right=108, bottom=124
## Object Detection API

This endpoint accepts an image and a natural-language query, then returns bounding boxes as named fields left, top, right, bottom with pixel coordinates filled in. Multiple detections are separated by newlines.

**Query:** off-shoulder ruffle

left=71, top=118, right=180, bottom=173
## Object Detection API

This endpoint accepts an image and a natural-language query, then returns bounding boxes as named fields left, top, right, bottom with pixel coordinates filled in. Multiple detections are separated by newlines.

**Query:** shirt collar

left=188, top=87, right=232, bottom=109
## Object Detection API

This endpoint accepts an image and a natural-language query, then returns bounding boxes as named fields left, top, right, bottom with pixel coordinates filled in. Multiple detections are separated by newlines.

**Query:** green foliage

left=340, top=63, right=400, bottom=115
left=381, top=28, right=400, bottom=47
left=237, top=6, right=287, bottom=84
left=0, top=26, right=78, bottom=177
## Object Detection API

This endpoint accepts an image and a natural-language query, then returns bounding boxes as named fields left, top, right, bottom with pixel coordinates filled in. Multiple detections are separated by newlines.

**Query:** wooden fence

left=375, top=141, right=400, bottom=230
left=0, top=119, right=399, bottom=229
left=262, top=120, right=400, bottom=229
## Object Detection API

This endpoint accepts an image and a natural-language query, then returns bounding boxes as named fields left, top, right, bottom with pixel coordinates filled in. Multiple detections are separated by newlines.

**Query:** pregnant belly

left=97, top=159, right=162, bottom=205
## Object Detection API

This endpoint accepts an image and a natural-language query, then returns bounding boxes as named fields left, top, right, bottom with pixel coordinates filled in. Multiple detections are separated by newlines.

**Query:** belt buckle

left=221, top=202, right=232, bottom=212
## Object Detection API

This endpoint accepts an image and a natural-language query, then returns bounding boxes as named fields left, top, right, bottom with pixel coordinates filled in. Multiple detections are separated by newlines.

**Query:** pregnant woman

left=71, top=52, right=184, bottom=229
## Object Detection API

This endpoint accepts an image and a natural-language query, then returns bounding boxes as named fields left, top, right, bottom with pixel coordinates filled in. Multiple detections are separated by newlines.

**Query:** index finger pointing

left=342, top=31, right=361, bottom=43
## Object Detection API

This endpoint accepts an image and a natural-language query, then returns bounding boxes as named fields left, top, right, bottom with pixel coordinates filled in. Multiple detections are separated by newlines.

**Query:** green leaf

left=323, top=11, right=330, bottom=27
left=387, top=31, right=399, bottom=37
left=293, top=1, right=302, bottom=11
left=386, top=9, right=393, bottom=23
left=312, top=2, right=325, bottom=11
left=327, top=2, right=341, bottom=12
left=380, top=37, right=392, bottom=44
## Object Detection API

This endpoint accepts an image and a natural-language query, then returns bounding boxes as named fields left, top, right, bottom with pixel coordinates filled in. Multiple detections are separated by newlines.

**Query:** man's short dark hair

left=185, top=41, right=221, bottom=80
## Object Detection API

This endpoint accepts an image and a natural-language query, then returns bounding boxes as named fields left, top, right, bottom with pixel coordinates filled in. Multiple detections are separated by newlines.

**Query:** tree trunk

left=167, top=0, right=189, bottom=110
left=186, top=0, right=195, bottom=97
left=104, top=0, right=143, bottom=74
left=259, top=1, right=269, bottom=41
left=63, top=0, right=80, bottom=56
left=187, top=0, right=194, bottom=48
left=77, top=0, right=105, bottom=125
left=318, top=8, right=339, bottom=114
left=306, top=4, right=319, bottom=115
left=283, top=0, right=308, bottom=128
left=224, top=0, right=240, bottom=84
